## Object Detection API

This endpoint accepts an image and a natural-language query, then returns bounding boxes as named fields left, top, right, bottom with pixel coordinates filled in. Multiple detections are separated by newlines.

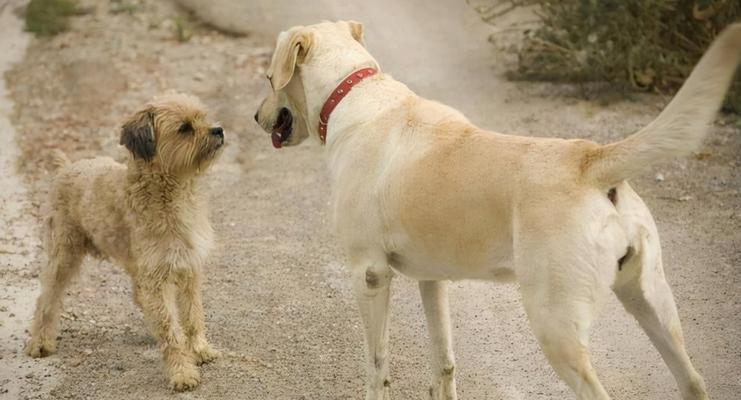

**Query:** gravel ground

left=0, top=0, right=739, bottom=399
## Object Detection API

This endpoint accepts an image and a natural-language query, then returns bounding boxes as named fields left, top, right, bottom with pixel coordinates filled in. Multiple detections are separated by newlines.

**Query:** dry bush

left=480, top=0, right=740, bottom=112
left=24, top=0, right=79, bottom=36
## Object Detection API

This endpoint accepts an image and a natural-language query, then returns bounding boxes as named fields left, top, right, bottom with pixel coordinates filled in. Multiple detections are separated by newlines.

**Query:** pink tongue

left=271, top=131, right=282, bottom=149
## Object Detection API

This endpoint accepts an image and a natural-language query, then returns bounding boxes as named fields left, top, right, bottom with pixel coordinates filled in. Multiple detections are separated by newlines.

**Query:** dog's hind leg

left=137, top=269, right=200, bottom=391
left=612, top=228, right=708, bottom=400
left=419, top=280, right=457, bottom=400
left=26, top=218, right=85, bottom=358
left=515, top=224, right=613, bottom=400
left=176, top=270, right=220, bottom=365
left=352, top=260, right=394, bottom=400
left=520, top=278, right=611, bottom=400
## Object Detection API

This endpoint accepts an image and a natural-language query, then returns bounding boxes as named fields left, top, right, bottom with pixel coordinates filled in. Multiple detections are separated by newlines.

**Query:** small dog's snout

left=253, top=111, right=259, bottom=122
left=210, top=127, right=224, bottom=138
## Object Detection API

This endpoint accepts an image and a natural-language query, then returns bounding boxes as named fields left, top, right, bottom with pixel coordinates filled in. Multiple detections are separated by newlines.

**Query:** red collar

left=318, top=67, right=378, bottom=143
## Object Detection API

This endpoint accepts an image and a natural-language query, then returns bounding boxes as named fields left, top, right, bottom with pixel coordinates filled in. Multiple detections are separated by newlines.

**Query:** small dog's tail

left=49, top=149, right=71, bottom=172
left=582, top=23, right=741, bottom=188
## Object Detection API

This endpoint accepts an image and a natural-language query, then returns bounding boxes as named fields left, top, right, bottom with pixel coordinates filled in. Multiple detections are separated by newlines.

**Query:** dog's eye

left=179, top=122, right=193, bottom=134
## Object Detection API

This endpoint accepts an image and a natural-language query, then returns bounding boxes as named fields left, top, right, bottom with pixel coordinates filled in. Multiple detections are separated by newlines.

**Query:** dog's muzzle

left=210, top=127, right=225, bottom=146
left=271, top=107, right=293, bottom=149
left=200, top=127, right=225, bottom=161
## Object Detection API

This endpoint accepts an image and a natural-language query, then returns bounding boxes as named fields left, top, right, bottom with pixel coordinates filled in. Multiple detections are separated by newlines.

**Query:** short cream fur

left=255, top=21, right=741, bottom=400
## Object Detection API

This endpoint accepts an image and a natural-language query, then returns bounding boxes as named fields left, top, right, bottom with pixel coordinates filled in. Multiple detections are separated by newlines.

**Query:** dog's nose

left=253, top=111, right=259, bottom=122
left=210, top=127, right=224, bottom=138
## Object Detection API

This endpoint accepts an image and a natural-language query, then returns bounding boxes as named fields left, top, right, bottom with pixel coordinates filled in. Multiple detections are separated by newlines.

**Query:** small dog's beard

left=156, top=139, right=221, bottom=175
left=200, top=138, right=223, bottom=159
left=193, top=139, right=224, bottom=171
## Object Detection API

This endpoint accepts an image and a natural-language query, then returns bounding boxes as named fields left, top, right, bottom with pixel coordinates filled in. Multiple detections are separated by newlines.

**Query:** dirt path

left=1, top=0, right=739, bottom=399
left=0, top=2, right=61, bottom=399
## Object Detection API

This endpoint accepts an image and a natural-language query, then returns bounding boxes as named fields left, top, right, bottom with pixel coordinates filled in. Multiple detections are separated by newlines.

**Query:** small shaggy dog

left=25, top=93, right=224, bottom=391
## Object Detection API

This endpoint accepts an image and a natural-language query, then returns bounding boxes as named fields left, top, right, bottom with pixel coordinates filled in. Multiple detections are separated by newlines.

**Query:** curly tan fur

left=25, top=93, right=225, bottom=391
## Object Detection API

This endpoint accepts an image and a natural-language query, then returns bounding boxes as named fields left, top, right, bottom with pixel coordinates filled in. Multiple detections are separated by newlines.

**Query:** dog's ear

left=120, top=108, right=156, bottom=161
left=268, top=28, right=313, bottom=91
left=346, top=20, right=364, bottom=45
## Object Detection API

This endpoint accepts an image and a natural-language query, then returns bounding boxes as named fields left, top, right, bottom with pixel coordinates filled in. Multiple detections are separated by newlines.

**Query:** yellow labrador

left=255, top=21, right=740, bottom=400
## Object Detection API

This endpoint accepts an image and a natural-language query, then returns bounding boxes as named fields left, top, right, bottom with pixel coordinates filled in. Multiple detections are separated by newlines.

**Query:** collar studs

left=318, top=67, right=378, bottom=145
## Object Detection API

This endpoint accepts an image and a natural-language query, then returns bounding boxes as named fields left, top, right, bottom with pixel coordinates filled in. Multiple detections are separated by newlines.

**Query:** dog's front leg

left=352, top=262, right=394, bottom=400
left=138, top=269, right=200, bottom=391
left=176, top=269, right=220, bottom=365
left=419, top=280, right=457, bottom=400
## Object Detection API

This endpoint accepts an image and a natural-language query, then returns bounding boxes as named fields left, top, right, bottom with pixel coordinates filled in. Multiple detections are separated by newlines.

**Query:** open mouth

left=271, top=107, right=293, bottom=149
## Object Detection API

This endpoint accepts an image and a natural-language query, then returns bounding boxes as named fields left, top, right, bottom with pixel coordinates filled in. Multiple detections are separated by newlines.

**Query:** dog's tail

left=582, top=23, right=741, bottom=188
left=49, top=149, right=71, bottom=172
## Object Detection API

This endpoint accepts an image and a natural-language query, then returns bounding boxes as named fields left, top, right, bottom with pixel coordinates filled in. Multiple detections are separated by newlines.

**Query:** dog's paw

left=169, top=365, right=201, bottom=392
left=366, top=382, right=391, bottom=400
left=429, top=383, right=457, bottom=400
left=25, top=337, right=57, bottom=358
left=191, top=342, right=220, bottom=365
left=428, top=370, right=457, bottom=400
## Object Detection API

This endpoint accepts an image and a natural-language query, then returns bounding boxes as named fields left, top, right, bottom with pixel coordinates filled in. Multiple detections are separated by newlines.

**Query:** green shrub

left=25, top=0, right=79, bottom=37
left=174, top=15, right=193, bottom=43
left=486, top=0, right=741, bottom=112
